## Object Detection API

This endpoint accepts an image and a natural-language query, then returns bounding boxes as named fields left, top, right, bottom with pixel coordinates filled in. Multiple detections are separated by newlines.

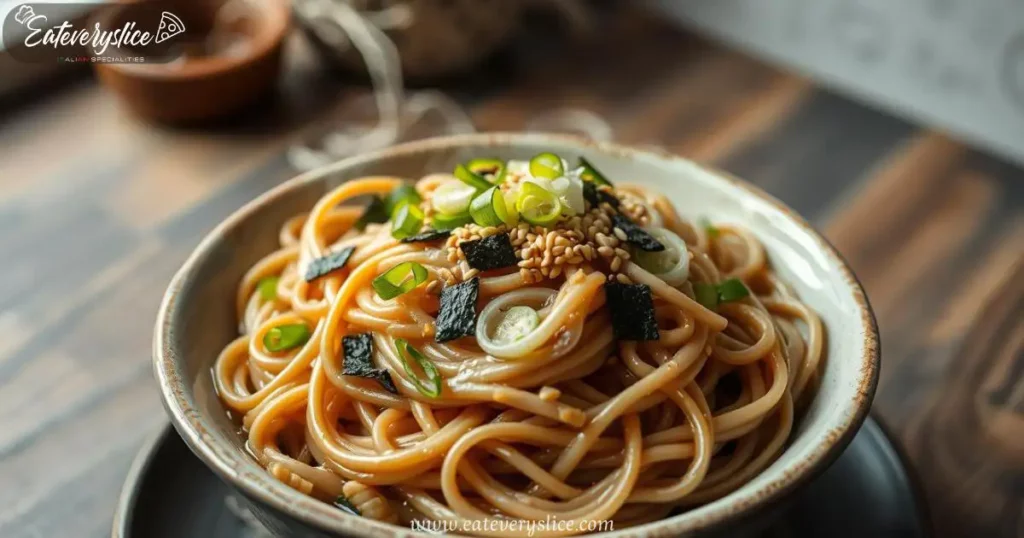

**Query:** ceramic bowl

left=94, top=0, right=289, bottom=124
left=154, top=133, right=880, bottom=537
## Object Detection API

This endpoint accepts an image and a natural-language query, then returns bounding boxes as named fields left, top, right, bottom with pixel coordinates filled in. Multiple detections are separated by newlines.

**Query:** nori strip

left=611, top=214, right=664, bottom=252
left=334, top=495, right=362, bottom=516
left=305, top=246, right=356, bottom=281
left=583, top=182, right=621, bottom=211
left=604, top=281, right=660, bottom=341
left=400, top=229, right=451, bottom=244
left=342, top=333, right=397, bottom=393
left=435, top=277, right=480, bottom=343
left=460, top=233, right=518, bottom=271
left=354, top=196, right=389, bottom=230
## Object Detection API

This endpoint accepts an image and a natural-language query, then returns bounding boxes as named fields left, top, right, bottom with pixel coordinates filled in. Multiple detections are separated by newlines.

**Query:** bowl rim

left=154, top=132, right=880, bottom=537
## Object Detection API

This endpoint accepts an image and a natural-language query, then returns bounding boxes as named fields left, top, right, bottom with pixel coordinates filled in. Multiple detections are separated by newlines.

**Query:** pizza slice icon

left=155, top=11, right=185, bottom=44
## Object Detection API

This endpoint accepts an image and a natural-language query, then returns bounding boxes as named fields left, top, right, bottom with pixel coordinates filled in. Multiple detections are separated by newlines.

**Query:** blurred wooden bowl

left=94, top=0, right=290, bottom=124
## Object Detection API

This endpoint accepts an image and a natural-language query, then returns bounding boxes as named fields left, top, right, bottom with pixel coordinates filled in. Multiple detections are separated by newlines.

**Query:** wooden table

left=0, top=9, right=1020, bottom=538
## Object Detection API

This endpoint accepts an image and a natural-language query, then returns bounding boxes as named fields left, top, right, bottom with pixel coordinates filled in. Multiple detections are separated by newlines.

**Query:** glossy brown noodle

left=213, top=176, right=824, bottom=536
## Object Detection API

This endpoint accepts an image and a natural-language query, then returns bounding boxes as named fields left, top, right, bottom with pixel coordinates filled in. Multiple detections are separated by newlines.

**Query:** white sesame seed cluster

left=437, top=190, right=649, bottom=285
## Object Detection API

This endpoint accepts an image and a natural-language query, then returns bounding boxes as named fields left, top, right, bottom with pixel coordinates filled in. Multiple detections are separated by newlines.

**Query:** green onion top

left=431, top=211, right=474, bottom=231
left=469, top=186, right=511, bottom=227
left=454, top=163, right=493, bottom=192
left=529, top=152, right=564, bottom=179
left=385, top=184, right=422, bottom=215
left=699, top=217, right=720, bottom=239
left=391, top=203, right=424, bottom=240
left=355, top=196, right=389, bottom=230
left=394, top=338, right=443, bottom=398
left=694, top=283, right=720, bottom=310
left=466, top=158, right=504, bottom=178
left=577, top=157, right=613, bottom=187
left=263, top=323, right=311, bottom=352
left=372, top=262, right=428, bottom=300
left=694, top=278, right=749, bottom=310
left=717, top=278, right=749, bottom=302
left=257, top=276, right=279, bottom=301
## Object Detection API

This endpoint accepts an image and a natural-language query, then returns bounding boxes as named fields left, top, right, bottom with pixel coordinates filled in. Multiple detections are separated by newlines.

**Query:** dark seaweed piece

left=611, top=214, right=664, bottom=252
left=305, top=246, right=356, bottom=281
left=342, top=333, right=397, bottom=393
left=604, top=282, right=659, bottom=341
left=400, top=229, right=452, bottom=244
left=460, top=233, right=518, bottom=271
left=582, top=183, right=621, bottom=211
left=435, top=277, right=480, bottom=343
left=354, top=196, right=390, bottom=230
left=334, top=495, right=362, bottom=516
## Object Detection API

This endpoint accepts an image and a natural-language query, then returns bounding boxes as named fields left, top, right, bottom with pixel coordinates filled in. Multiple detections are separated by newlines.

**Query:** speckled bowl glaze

left=154, top=133, right=880, bottom=537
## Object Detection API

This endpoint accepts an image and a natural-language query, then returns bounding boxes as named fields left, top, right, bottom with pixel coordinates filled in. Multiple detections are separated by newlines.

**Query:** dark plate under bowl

left=113, top=415, right=930, bottom=538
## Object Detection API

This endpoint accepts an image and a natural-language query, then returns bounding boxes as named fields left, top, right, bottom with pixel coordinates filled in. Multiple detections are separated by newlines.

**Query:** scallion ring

left=391, top=203, right=424, bottom=240
left=257, top=276, right=279, bottom=301
left=432, top=180, right=477, bottom=215
left=470, top=186, right=512, bottom=227
left=516, top=182, right=562, bottom=227
left=394, top=338, right=443, bottom=398
left=263, top=323, right=311, bottom=352
left=385, top=184, right=422, bottom=215
left=492, top=306, right=540, bottom=345
left=529, top=152, right=564, bottom=179
left=372, top=262, right=428, bottom=300
left=633, top=227, right=690, bottom=287
left=454, top=163, right=493, bottom=191
left=431, top=211, right=473, bottom=231
left=717, top=278, right=750, bottom=302
left=466, top=158, right=504, bottom=179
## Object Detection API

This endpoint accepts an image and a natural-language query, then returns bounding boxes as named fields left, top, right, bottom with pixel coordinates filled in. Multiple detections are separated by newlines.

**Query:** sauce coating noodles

left=214, top=173, right=823, bottom=537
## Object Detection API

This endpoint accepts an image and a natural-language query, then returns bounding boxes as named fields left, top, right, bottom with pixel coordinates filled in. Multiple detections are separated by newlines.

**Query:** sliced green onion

left=454, top=164, right=493, bottom=192
left=263, top=324, right=311, bottom=352
left=467, top=158, right=504, bottom=178
left=578, top=157, right=613, bottom=186
left=516, top=181, right=562, bottom=227
left=355, top=196, right=389, bottom=230
left=493, top=306, right=540, bottom=345
left=699, top=217, right=720, bottom=239
left=470, top=186, right=512, bottom=227
left=694, top=283, right=719, bottom=310
left=529, top=152, right=564, bottom=179
left=257, top=276, right=279, bottom=301
left=391, top=203, right=424, bottom=240
left=717, top=278, right=749, bottom=303
left=385, top=184, right=422, bottom=215
left=372, top=262, right=428, bottom=300
left=431, top=211, right=473, bottom=231
left=395, top=338, right=443, bottom=398
left=432, top=180, right=477, bottom=215
left=694, top=278, right=749, bottom=310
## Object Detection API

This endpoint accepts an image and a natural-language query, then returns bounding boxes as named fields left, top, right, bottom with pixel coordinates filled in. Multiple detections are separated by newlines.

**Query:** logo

left=3, top=3, right=191, bottom=64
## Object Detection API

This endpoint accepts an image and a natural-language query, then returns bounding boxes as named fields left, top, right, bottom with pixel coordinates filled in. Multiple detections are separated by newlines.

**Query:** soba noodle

left=214, top=158, right=823, bottom=537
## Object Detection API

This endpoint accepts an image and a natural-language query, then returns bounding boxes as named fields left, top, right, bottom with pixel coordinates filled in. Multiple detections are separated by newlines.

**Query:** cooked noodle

left=214, top=166, right=823, bottom=537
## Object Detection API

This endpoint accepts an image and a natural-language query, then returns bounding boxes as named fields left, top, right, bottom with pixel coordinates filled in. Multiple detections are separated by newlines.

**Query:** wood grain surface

left=0, top=8, right=1021, bottom=538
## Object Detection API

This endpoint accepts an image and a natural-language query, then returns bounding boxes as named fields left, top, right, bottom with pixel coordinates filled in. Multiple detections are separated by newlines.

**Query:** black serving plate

left=113, top=416, right=930, bottom=537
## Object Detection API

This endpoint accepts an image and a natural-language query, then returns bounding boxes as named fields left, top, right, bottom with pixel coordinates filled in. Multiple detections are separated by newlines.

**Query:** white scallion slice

left=493, top=306, right=540, bottom=345
left=633, top=227, right=690, bottom=287
left=432, top=180, right=477, bottom=215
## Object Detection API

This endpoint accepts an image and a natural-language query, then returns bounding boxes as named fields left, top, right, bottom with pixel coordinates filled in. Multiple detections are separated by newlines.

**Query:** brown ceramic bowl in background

left=154, top=133, right=880, bottom=537
left=94, top=0, right=290, bottom=124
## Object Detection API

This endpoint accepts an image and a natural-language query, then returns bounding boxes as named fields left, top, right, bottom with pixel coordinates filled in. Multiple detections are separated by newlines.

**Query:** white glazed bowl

left=155, top=133, right=880, bottom=537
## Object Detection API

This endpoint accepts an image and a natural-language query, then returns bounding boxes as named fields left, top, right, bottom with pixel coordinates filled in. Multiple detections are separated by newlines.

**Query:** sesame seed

left=597, top=246, right=615, bottom=258
left=552, top=245, right=566, bottom=256
left=615, top=273, right=632, bottom=284
left=613, top=227, right=628, bottom=242
left=464, top=268, right=480, bottom=279
left=614, top=247, right=631, bottom=260
left=610, top=257, right=622, bottom=272
left=549, top=266, right=563, bottom=279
